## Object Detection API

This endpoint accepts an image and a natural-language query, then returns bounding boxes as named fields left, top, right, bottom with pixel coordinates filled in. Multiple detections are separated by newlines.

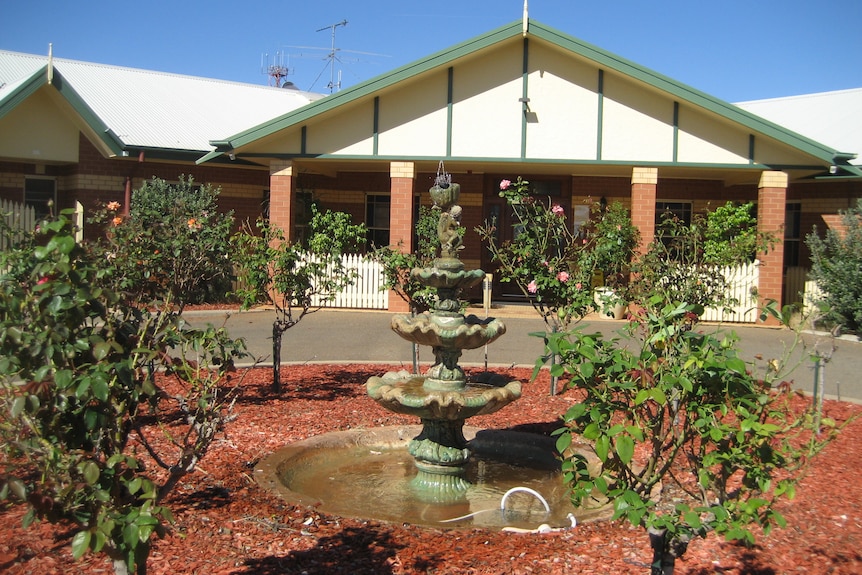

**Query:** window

left=366, top=194, right=390, bottom=250
left=293, top=191, right=315, bottom=245
left=784, top=202, right=801, bottom=267
left=24, top=177, right=56, bottom=220
left=655, top=201, right=692, bottom=228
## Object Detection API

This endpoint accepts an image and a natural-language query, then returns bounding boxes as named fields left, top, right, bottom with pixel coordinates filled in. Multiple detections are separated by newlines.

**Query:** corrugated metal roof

left=0, top=50, right=324, bottom=152
left=736, top=88, right=862, bottom=166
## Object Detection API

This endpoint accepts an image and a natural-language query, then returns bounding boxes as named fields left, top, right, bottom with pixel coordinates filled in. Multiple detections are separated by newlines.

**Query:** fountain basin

left=391, top=314, right=506, bottom=351
left=366, top=370, right=521, bottom=420
left=254, top=425, right=611, bottom=530
left=411, top=266, right=485, bottom=289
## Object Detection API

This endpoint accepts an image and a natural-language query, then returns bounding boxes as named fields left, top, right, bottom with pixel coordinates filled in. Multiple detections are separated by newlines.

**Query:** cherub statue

left=438, top=205, right=463, bottom=259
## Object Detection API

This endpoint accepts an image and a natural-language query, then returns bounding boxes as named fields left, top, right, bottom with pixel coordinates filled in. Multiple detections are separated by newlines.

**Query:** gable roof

left=199, top=19, right=860, bottom=179
left=0, top=50, right=324, bottom=160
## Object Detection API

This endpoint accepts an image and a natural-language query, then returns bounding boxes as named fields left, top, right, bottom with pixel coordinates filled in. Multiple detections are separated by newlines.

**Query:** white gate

left=310, top=253, right=389, bottom=310
left=1, top=199, right=36, bottom=250
left=701, top=261, right=760, bottom=323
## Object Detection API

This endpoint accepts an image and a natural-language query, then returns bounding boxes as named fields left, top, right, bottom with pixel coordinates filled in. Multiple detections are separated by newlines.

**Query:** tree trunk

left=649, top=528, right=675, bottom=575
left=272, top=321, right=282, bottom=393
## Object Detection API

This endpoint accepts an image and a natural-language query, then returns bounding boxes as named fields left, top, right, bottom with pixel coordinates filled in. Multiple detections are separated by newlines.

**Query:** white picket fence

left=0, top=198, right=36, bottom=250
left=309, top=253, right=389, bottom=310
left=700, top=261, right=761, bottom=323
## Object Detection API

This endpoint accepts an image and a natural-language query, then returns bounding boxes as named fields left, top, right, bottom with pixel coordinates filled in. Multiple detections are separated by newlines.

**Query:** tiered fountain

left=366, top=170, right=522, bottom=502
left=255, top=169, right=609, bottom=529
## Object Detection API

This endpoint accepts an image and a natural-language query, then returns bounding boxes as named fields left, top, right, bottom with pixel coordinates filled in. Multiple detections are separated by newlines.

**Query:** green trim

left=596, top=69, right=604, bottom=161
left=373, top=96, right=379, bottom=156
left=196, top=150, right=224, bottom=164
left=203, top=18, right=845, bottom=170
left=521, top=37, right=529, bottom=159
left=446, top=67, right=453, bottom=157
left=672, top=102, right=679, bottom=163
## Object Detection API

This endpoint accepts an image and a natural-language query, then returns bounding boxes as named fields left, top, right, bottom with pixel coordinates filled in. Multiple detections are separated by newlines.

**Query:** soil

left=1, top=364, right=861, bottom=575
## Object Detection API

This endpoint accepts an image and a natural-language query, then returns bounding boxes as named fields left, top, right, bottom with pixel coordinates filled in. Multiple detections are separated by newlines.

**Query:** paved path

left=185, top=307, right=861, bottom=403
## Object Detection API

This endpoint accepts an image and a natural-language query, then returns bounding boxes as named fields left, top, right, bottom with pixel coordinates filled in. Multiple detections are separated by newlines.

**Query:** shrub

left=91, top=176, right=235, bottom=309
left=806, top=198, right=862, bottom=333
left=0, top=211, right=247, bottom=574
left=540, top=298, right=847, bottom=574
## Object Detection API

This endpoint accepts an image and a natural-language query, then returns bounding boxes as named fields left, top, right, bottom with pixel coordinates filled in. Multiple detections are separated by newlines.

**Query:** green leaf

left=615, top=435, right=635, bottom=465
left=81, top=461, right=100, bottom=486
left=555, top=432, right=572, bottom=454
left=595, top=435, right=610, bottom=461
left=93, top=341, right=112, bottom=361
left=71, top=530, right=91, bottom=559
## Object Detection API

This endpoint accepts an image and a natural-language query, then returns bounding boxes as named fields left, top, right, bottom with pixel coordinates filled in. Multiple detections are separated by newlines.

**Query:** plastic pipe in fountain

left=436, top=486, right=579, bottom=533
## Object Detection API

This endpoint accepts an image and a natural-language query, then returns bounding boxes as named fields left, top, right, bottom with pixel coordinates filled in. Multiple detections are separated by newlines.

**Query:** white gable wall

left=450, top=41, right=523, bottom=158
left=677, top=105, right=750, bottom=164
left=525, top=44, right=599, bottom=160
left=601, top=73, right=674, bottom=162
left=377, top=69, right=449, bottom=157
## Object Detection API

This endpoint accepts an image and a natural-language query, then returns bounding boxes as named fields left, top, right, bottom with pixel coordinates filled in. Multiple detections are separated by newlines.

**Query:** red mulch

left=1, top=364, right=861, bottom=575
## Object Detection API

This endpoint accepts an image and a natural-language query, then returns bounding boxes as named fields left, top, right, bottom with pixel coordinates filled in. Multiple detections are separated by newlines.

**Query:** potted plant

left=589, top=201, right=640, bottom=318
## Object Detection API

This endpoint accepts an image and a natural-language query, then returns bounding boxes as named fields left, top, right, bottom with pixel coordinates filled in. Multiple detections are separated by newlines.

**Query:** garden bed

left=1, top=364, right=860, bottom=574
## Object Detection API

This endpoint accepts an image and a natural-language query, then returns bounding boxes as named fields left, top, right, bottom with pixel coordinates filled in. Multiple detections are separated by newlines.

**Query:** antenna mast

left=317, top=19, right=348, bottom=93
left=262, top=50, right=292, bottom=87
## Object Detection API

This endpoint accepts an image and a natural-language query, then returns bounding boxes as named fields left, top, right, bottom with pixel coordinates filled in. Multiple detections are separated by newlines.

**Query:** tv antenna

left=317, top=19, right=348, bottom=93
left=261, top=50, right=293, bottom=87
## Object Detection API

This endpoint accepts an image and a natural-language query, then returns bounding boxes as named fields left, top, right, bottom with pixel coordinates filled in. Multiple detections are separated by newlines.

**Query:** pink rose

left=500, top=179, right=512, bottom=190
left=557, top=271, right=569, bottom=282
left=527, top=280, right=538, bottom=294
left=576, top=282, right=583, bottom=290
left=551, top=204, right=565, bottom=216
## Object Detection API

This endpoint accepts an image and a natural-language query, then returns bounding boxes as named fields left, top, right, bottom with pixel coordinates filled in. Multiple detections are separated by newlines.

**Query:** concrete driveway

left=185, top=307, right=861, bottom=403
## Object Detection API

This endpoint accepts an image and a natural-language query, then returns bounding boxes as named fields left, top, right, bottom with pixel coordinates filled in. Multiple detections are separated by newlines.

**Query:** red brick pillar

left=630, top=167, right=658, bottom=254
left=388, top=161, right=416, bottom=312
left=269, top=160, right=296, bottom=241
left=757, top=171, right=787, bottom=324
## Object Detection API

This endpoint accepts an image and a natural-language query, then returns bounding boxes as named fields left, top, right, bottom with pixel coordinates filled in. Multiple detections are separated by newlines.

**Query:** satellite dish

left=281, top=81, right=299, bottom=90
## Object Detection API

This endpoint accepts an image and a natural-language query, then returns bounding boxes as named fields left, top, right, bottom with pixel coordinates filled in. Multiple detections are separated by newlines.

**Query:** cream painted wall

left=450, top=42, right=523, bottom=158
left=0, top=90, right=79, bottom=162
left=677, top=105, right=750, bottom=164
left=377, top=69, right=449, bottom=157
left=601, top=73, right=674, bottom=162
left=306, top=99, right=375, bottom=155
left=525, top=44, right=599, bottom=160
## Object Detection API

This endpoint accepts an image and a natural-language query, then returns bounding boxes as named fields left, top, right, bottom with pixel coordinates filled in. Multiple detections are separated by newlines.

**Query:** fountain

left=365, top=168, right=522, bottom=501
left=255, top=168, right=610, bottom=529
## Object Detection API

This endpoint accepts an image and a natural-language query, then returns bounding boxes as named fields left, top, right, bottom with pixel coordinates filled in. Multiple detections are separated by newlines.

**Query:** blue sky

left=2, top=0, right=860, bottom=102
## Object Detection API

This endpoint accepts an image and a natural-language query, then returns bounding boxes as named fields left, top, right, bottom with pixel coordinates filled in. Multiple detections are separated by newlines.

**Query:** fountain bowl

left=254, top=425, right=611, bottom=530
left=366, top=370, right=521, bottom=420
